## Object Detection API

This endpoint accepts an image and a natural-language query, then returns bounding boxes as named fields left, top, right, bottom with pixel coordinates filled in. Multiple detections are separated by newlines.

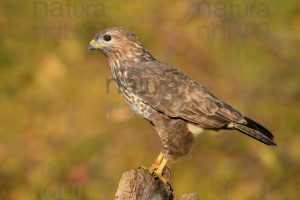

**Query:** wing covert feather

left=125, top=62, right=245, bottom=128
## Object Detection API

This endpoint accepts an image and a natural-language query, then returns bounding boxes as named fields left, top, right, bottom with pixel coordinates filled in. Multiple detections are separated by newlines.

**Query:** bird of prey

left=88, top=27, right=276, bottom=180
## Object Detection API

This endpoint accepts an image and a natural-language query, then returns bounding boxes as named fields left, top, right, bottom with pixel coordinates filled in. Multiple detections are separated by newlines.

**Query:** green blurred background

left=1, top=0, right=300, bottom=199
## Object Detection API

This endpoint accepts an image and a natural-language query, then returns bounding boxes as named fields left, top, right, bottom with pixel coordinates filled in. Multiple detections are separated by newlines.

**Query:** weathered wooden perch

left=115, top=167, right=199, bottom=200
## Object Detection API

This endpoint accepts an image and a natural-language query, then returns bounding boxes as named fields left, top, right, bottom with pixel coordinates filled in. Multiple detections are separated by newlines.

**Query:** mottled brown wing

left=125, top=62, right=246, bottom=128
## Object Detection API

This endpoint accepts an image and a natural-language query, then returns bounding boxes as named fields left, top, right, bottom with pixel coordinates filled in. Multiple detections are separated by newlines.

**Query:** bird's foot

left=148, top=165, right=171, bottom=185
left=148, top=162, right=160, bottom=174
left=146, top=152, right=171, bottom=185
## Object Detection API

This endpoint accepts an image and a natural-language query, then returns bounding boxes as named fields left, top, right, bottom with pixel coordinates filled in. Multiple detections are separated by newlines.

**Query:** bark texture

left=115, top=168, right=199, bottom=200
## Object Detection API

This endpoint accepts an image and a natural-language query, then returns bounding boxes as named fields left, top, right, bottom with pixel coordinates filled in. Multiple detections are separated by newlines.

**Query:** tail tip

left=269, top=140, right=278, bottom=147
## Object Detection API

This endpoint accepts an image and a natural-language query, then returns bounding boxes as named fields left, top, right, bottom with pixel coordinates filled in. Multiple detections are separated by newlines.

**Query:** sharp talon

left=163, top=166, right=171, bottom=179
left=165, top=179, right=172, bottom=188
left=138, top=166, right=147, bottom=170
left=147, top=152, right=170, bottom=185
left=150, top=166, right=170, bottom=185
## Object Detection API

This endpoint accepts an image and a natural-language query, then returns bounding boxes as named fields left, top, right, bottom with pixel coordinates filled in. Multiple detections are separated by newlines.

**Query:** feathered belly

left=120, top=88, right=155, bottom=120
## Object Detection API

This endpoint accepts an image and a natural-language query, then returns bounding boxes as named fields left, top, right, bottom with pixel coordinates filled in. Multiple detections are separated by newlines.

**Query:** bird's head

left=88, top=27, right=154, bottom=63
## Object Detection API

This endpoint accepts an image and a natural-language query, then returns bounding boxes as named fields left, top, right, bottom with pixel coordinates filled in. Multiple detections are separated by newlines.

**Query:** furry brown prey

left=89, top=27, right=276, bottom=177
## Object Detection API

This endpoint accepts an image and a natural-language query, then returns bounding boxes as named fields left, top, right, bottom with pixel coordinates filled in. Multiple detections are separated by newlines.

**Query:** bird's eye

left=103, top=35, right=112, bottom=41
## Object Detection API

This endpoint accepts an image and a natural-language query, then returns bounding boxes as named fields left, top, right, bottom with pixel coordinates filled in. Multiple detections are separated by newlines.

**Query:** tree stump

left=115, top=167, right=199, bottom=200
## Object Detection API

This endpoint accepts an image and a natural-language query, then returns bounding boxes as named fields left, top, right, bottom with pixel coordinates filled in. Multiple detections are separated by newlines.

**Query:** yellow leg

left=151, top=156, right=170, bottom=184
left=154, top=152, right=164, bottom=165
left=149, top=152, right=164, bottom=172
left=155, top=157, right=168, bottom=177
left=148, top=152, right=170, bottom=184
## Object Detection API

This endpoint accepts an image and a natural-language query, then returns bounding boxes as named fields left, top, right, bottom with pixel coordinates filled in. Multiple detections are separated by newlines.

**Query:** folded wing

left=125, top=62, right=246, bottom=129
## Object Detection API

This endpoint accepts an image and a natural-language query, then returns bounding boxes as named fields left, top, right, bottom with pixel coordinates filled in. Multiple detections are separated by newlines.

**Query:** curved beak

left=88, top=39, right=106, bottom=51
